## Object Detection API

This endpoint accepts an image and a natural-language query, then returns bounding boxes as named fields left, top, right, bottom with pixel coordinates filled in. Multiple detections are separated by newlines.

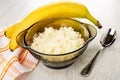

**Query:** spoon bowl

left=100, top=28, right=117, bottom=47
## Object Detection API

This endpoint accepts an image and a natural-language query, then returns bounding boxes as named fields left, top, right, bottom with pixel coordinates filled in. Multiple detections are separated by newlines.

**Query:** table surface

left=0, top=0, right=120, bottom=80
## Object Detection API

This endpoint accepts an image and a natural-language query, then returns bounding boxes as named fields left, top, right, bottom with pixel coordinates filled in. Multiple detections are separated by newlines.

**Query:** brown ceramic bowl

left=16, top=18, right=97, bottom=69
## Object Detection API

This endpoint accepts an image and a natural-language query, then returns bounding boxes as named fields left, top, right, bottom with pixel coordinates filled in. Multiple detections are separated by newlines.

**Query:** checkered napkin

left=0, top=27, right=39, bottom=80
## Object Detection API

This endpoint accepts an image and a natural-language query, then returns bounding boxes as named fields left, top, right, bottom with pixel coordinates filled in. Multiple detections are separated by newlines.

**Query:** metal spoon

left=81, top=28, right=117, bottom=76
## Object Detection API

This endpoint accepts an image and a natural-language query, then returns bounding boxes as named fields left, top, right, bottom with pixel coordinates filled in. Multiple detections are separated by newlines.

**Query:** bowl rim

left=20, top=18, right=97, bottom=56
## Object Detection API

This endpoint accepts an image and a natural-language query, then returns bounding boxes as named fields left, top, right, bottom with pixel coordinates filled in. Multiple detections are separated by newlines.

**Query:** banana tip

left=9, top=48, right=14, bottom=52
left=97, top=21, right=102, bottom=29
left=10, top=49, right=13, bottom=52
left=4, top=31, right=7, bottom=36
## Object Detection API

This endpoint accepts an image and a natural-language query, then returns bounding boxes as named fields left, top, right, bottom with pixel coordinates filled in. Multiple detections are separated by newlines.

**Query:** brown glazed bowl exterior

left=16, top=18, right=97, bottom=69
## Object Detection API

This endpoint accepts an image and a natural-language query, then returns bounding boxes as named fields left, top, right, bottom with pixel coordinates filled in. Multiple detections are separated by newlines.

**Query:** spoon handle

left=80, top=47, right=103, bottom=76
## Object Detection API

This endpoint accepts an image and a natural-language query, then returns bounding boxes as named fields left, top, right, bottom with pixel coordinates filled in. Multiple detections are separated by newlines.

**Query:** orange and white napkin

left=0, top=27, right=39, bottom=80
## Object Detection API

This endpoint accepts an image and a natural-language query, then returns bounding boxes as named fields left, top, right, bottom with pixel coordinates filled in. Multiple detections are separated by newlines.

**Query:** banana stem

left=87, top=13, right=102, bottom=28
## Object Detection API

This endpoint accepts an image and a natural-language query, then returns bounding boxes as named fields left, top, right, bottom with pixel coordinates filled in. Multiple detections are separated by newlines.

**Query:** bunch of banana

left=5, top=1, right=102, bottom=51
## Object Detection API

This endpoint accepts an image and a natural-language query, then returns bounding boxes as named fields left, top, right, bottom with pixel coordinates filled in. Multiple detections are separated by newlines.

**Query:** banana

left=9, top=1, right=102, bottom=51
left=5, top=23, right=19, bottom=38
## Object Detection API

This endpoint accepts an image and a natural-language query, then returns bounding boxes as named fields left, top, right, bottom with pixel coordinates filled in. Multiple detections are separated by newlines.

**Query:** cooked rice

left=31, top=26, right=85, bottom=54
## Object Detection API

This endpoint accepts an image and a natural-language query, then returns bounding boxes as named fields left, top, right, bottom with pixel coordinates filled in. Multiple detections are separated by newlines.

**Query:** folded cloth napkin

left=0, top=27, right=39, bottom=80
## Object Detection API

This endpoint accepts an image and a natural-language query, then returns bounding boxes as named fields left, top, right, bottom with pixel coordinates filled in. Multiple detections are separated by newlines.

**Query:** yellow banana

left=9, top=1, right=102, bottom=51
left=5, top=23, right=19, bottom=38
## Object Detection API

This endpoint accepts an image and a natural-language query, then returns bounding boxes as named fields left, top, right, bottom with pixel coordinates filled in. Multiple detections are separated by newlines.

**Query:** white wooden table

left=0, top=0, right=120, bottom=80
